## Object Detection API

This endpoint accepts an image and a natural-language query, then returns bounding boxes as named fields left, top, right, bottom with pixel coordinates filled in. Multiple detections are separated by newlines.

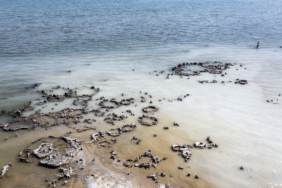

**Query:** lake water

left=1, top=0, right=282, bottom=187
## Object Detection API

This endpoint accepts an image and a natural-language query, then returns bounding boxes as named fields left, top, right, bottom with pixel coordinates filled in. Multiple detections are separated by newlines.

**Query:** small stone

left=195, top=175, right=199, bottom=179
left=187, top=173, right=190, bottom=177
left=178, top=166, right=183, bottom=170
left=240, top=166, right=244, bottom=170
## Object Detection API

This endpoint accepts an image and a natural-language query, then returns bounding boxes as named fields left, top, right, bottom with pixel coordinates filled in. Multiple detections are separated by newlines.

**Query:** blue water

left=1, top=0, right=282, bottom=56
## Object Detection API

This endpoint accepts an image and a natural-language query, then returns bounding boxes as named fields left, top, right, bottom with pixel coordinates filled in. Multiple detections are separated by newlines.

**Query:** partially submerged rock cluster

left=171, top=62, right=233, bottom=77
left=172, top=136, right=218, bottom=162
left=123, top=149, right=167, bottom=169
left=0, top=79, right=226, bottom=187
left=14, top=135, right=81, bottom=187
left=99, top=97, right=135, bottom=109
left=138, top=115, right=158, bottom=126
left=0, top=123, right=29, bottom=131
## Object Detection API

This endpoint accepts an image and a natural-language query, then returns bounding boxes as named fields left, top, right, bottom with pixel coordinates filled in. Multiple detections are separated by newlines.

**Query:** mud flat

left=1, top=59, right=280, bottom=188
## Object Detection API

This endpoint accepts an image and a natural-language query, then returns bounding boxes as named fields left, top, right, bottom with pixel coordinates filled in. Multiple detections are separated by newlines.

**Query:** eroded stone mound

left=171, top=144, right=192, bottom=162
left=39, top=153, right=69, bottom=168
left=33, top=143, right=53, bottom=158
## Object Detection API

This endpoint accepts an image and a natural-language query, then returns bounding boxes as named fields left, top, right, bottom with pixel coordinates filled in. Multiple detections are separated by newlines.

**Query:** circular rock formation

left=138, top=115, right=158, bottom=126
left=142, top=106, right=159, bottom=113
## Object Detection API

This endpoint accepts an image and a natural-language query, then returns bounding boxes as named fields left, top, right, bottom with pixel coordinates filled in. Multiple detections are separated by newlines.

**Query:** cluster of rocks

left=73, top=98, right=89, bottom=106
left=91, top=130, right=105, bottom=142
left=13, top=134, right=81, bottom=187
left=171, top=144, right=192, bottom=162
left=104, top=113, right=127, bottom=125
left=76, top=126, right=96, bottom=133
left=0, top=123, right=29, bottom=132
left=132, top=136, right=141, bottom=145
left=147, top=171, right=166, bottom=181
left=171, top=62, right=233, bottom=77
left=138, top=115, right=158, bottom=126
left=1, top=101, right=34, bottom=119
left=171, top=136, right=218, bottom=162
left=123, top=149, right=167, bottom=169
left=205, top=136, right=218, bottom=149
left=198, top=80, right=234, bottom=84
left=47, top=95, right=65, bottom=102
left=106, top=123, right=137, bottom=137
left=99, top=98, right=134, bottom=109
left=142, top=106, right=159, bottom=113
